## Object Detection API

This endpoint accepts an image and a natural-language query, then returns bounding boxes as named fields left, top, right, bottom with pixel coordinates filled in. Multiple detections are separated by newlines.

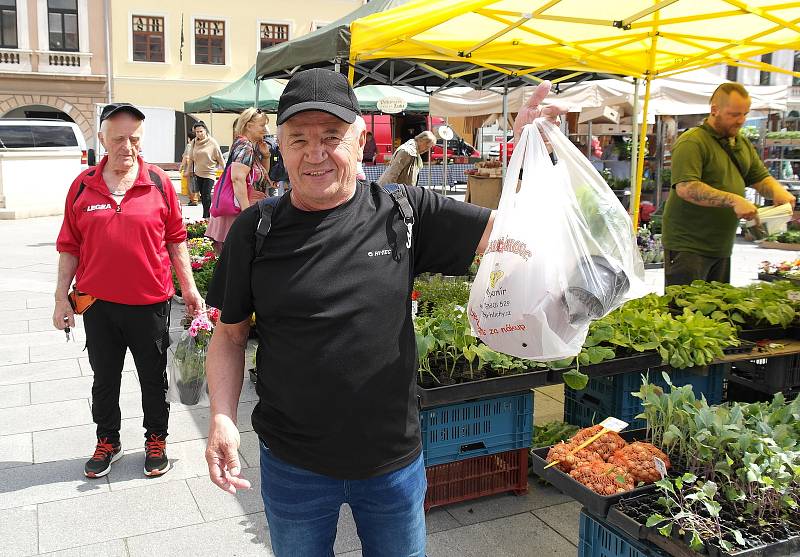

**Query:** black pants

left=664, top=250, right=731, bottom=287
left=194, top=176, right=214, bottom=218
left=83, top=299, right=171, bottom=442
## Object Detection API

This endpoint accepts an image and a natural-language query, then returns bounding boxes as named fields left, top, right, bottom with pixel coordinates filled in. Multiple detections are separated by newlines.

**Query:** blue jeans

left=259, top=440, right=427, bottom=557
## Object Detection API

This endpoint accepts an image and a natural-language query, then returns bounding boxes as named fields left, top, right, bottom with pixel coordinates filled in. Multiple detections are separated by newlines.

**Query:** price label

left=654, top=456, right=668, bottom=479
left=599, top=417, right=628, bottom=433
left=788, top=291, right=800, bottom=302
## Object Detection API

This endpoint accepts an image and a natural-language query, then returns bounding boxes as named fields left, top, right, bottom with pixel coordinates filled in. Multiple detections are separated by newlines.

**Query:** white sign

left=599, top=417, right=628, bottom=433
left=788, top=291, right=800, bottom=302
left=376, top=96, right=408, bottom=114
left=654, top=456, right=668, bottom=479
left=438, top=125, right=454, bottom=141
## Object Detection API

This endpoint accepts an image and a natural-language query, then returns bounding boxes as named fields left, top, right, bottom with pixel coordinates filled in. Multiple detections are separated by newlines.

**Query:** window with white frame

left=132, top=15, right=165, bottom=62
left=195, top=18, right=224, bottom=65
left=0, top=0, right=17, bottom=48
left=726, top=65, right=738, bottom=83
left=793, top=51, right=799, bottom=87
left=260, top=22, right=288, bottom=50
left=47, top=0, right=78, bottom=52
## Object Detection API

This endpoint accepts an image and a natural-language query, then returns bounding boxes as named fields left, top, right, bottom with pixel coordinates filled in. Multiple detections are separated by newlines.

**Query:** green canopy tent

left=184, top=67, right=430, bottom=115
left=183, top=66, right=285, bottom=113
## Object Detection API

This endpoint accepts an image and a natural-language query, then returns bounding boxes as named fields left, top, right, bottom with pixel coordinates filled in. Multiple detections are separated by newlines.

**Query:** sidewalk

left=1, top=192, right=794, bottom=556
left=0, top=204, right=582, bottom=557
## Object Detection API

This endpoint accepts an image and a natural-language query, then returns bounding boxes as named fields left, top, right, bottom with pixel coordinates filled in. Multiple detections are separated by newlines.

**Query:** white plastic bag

left=167, top=328, right=210, bottom=406
left=467, top=120, right=647, bottom=360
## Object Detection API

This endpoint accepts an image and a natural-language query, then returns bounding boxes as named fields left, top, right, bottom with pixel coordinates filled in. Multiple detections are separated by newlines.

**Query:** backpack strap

left=72, top=169, right=96, bottom=203
left=379, top=183, right=415, bottom=259
left=147, top=168, right=170, bottom=214
left=254, top=194, right=285, bottom=257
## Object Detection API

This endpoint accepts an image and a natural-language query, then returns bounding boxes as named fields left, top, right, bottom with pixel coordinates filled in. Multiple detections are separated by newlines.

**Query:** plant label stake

left=544, top=417, right=629, bottom=470
left=788, top=291, right=800, bottom=302
left=653, top=456, right=667, bottom=479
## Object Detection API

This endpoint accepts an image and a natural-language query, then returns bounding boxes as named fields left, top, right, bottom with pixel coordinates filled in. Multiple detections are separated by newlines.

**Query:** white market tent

left=428, top=70, right=789, bottom=117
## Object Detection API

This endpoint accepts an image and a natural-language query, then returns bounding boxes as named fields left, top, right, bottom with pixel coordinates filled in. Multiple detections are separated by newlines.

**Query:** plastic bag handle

left=497, top=119, right=556, bottom=213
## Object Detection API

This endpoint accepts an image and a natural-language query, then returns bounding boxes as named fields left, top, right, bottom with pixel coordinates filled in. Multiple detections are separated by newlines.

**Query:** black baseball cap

left=277, top=68, right=361, bottom=125
left=100, top=103, right=145, bottom=123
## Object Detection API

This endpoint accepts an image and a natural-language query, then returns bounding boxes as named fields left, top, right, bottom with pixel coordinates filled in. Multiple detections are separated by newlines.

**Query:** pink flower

left=188, top=326, right=198, bottom=337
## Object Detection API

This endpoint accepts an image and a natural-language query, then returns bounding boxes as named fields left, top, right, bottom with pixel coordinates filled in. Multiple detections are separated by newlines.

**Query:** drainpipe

left=104, top=0, right=112, bottom=104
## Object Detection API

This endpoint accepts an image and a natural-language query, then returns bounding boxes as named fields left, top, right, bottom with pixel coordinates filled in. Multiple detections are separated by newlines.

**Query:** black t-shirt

left=206, top=181, right=491, bottom=479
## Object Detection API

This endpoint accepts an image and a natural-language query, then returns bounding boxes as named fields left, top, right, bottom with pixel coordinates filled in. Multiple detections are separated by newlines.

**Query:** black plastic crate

left=731, top=353, right=800, bottom=393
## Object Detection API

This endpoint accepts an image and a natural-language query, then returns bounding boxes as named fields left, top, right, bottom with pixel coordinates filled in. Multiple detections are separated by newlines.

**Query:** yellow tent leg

left=631, top=75, right=652, bottom=231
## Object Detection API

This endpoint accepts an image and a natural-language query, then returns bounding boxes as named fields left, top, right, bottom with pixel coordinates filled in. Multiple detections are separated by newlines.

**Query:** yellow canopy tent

left=350, top=0, right=800, bottom=227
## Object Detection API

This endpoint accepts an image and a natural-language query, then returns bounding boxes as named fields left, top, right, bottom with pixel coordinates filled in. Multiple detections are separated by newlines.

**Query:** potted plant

left=169, top=307, right=219, bottom=405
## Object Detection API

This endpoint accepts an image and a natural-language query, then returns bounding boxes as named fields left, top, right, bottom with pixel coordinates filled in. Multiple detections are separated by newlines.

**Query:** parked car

left=429, top=137, right=481, bottom=161
left=0, top=118, right=90, bottom=168
left=488, top=140, right=514, bottom=160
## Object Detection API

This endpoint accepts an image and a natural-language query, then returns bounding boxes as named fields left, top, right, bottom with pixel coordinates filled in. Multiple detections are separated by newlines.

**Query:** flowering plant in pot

left=168, top=307, right=220, bottom=405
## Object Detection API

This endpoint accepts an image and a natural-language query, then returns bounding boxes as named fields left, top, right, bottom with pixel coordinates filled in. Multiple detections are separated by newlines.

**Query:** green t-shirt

left=662, top=120, right=770, bottom=257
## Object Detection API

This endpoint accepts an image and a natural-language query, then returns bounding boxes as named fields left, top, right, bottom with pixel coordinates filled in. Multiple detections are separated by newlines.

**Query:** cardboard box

left=578, top=106, right=620, bottom=124
left=577, top=123, right=619, bottom=135
left=618, top=124, right=654, bottom=134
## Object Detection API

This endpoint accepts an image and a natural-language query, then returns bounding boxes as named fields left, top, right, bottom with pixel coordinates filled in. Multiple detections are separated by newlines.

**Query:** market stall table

left=362, top=163, right=472, bottom=188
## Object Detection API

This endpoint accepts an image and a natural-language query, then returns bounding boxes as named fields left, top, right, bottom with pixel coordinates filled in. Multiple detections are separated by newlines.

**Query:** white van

left=0, top=119, right=89, bottom=168
left=0, top=119, right=89, bottom=218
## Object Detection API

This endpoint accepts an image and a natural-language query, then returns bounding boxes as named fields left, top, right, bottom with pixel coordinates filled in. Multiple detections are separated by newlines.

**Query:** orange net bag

left=569, top=461, right=635, bottom=495
left=545, top=441, right=604, bottom=473
left=608, top=442, right=670, bottom=484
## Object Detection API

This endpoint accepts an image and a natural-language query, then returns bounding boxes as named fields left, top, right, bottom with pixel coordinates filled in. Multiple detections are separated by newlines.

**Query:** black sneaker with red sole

left=144, top=433, right=170, bottom=477
left=84, top=438, right=123, bottom=478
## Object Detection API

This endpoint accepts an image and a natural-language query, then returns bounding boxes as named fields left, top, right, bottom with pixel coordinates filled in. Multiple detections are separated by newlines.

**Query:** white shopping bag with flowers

left=167, top=307, right=219, bottom=406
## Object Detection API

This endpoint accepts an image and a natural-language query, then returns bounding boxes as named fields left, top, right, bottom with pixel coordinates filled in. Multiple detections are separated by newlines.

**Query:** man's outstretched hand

left=512, top=81, right=569, bottom=143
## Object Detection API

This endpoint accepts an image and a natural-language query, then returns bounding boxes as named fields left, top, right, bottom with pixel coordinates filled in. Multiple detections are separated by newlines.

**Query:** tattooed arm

left=675, top=181, right=758, bottom=221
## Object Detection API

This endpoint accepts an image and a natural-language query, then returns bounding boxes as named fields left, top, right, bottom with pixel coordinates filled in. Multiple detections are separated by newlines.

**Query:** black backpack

left=264, top=138, right=289, bottom=183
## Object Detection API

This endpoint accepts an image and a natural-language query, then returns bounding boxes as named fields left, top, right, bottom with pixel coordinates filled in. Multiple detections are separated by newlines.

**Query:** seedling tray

left=417, top=351, right=661, bottom=408
left=757, top=272, right=800, bottom=286
left=722, top=339, right=757, bottom=355
left=737, top=326, right=800, bottom=342
left=608, top=492, right=800, bottom=557
left=530, top=429, right=657, bottom=518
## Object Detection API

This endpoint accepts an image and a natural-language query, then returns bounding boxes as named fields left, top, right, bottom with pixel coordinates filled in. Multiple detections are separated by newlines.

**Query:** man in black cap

left=203, top=69, right=558, bottom=556
left=54, top=102, right=203, bottom=479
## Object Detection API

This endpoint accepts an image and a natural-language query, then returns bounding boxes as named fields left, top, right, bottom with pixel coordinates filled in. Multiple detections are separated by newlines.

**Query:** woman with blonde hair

left=206, top=107, right=271, bottom=252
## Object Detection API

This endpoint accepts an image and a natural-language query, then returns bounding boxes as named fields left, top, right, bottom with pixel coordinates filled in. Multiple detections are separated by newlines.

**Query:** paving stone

left=0, top=307, right=53, bottom=322
left=0, top=329, right=75, bottom=348
left=31, top=372, right=138, bottom=405
left=0, top=344, right=28, bottom=366
left=427, top=507, right=462, bottom=534
left=30, top=340, right=89, bottom=363
left=535, top=383, right=564, bottom=402
left=0, top=359, right=81, bottom=386
left=106, top=438, right=212, bottom=491
left=27, top=294, right=56, bottom=308
left=334, top=504, right=361, bottom=554
left=33, top=424, right=97, bottom=464
left=444, top=481, right=572, bottom=526
left=37, top=539, right=129, bottom=557
left=37, top=480, right=203, bottom=554
left=425, top=512, right=575, bottom=556
left=186, top=467, right=263, bottom=522
left=532, top=501, right=582, bottom=546
left=28, top=317, right=83, bottom=333
left=125, top=512, right=270, bottom=557
left=0, top=383, right=29, bottom=408
left=533, top=395, right=565, bottom=425
left=0, top=399, right=92, bottom=435
left=0, top=320, right=27, bottom=334
left=238, top=430, right=260, bottom=468
left=0, top=433, right=32, bottom=470
left=0, top=457, right=109, bottom=510
left=0, top=505, right=37, bottom=557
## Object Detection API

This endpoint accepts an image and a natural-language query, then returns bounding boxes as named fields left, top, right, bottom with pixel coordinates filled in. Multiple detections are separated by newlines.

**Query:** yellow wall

left=109, top=1, right=363, bottom=112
